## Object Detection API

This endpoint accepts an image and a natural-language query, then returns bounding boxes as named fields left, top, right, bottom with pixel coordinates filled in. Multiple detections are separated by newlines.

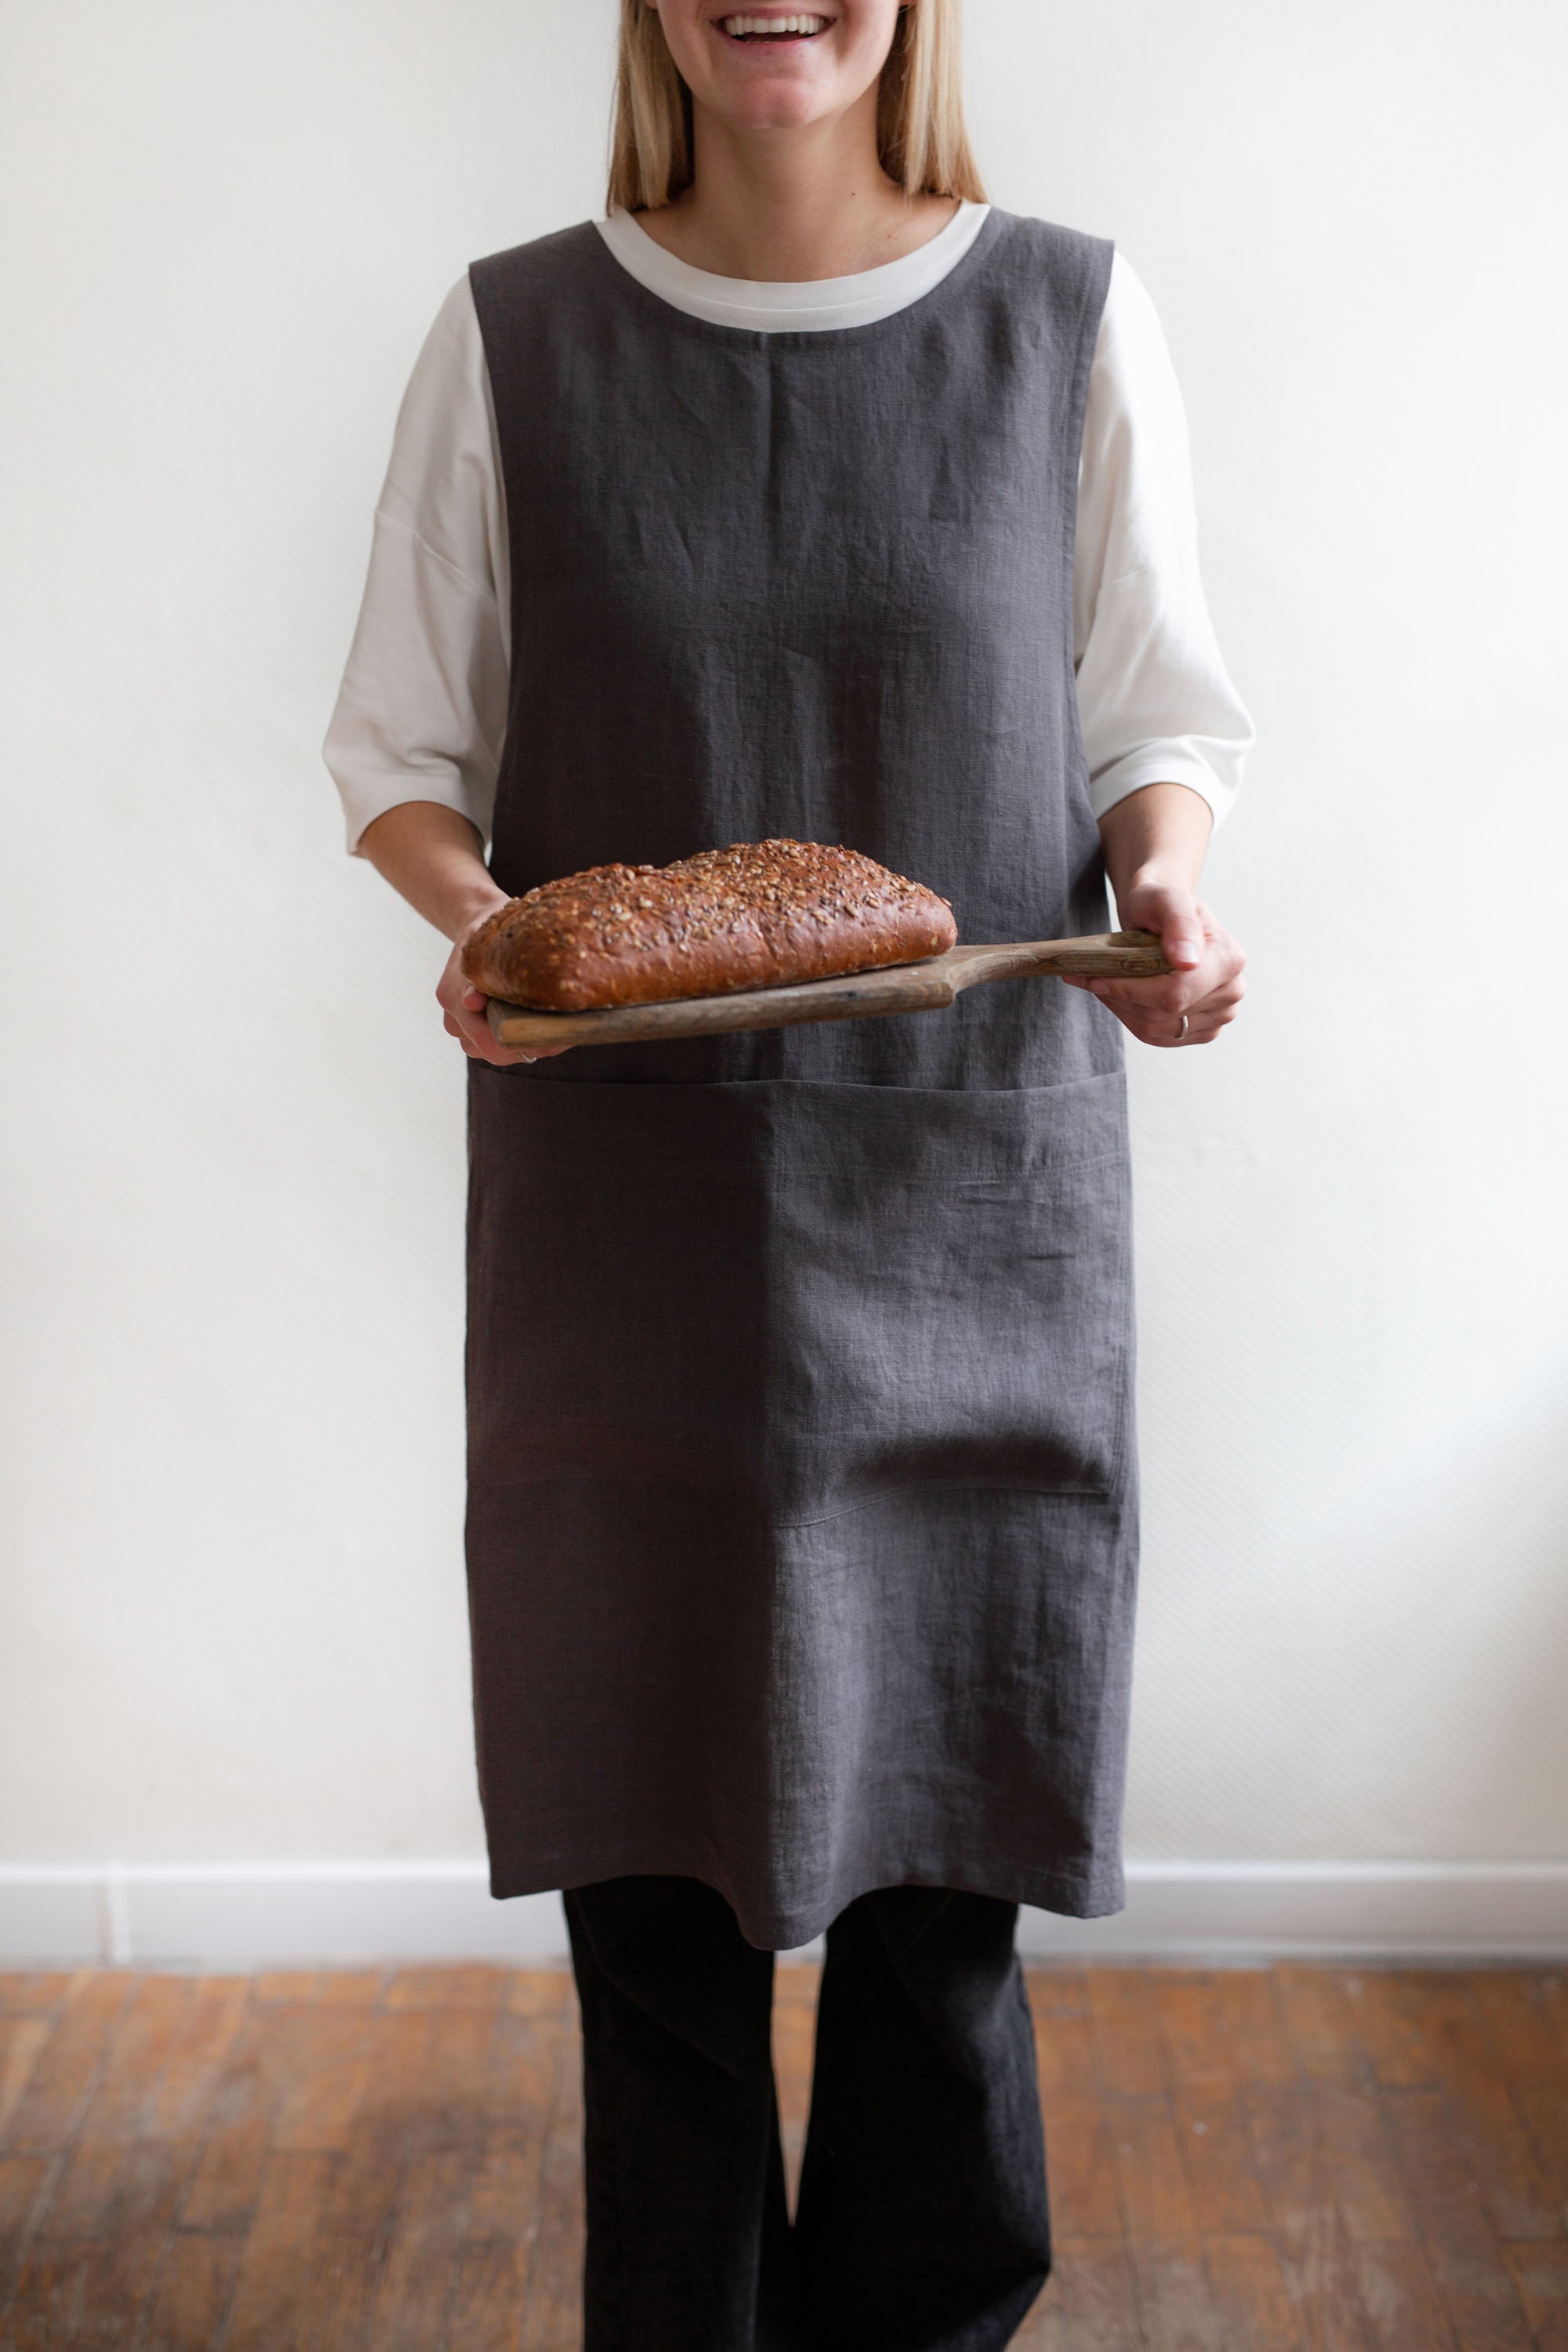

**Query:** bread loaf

left=460, top=838, right=957, bottom=1013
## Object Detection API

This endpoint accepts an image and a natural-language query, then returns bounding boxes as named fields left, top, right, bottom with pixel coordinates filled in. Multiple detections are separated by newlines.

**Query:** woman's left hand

left=1063, top=882, right=1247, bottom=1047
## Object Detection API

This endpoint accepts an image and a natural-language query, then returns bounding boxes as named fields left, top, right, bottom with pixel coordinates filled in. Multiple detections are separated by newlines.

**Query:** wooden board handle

left=946, top=930, right=1172, bottom=989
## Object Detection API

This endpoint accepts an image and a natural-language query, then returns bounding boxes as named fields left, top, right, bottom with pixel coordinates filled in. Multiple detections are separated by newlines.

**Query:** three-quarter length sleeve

left=322, top=276, right=511, bottom=858
left=1073, top=252, right=1254, bottom=829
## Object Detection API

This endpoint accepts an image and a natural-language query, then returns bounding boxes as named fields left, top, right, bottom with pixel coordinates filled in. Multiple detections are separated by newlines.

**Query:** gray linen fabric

left=463, top=210, right=1134, bottom=1950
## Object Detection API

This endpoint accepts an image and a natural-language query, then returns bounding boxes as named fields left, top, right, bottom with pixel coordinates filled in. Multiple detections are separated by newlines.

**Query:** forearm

left=358, top=800, right=511, bottom=944
left=1097, top=781, right=1214, bottom=919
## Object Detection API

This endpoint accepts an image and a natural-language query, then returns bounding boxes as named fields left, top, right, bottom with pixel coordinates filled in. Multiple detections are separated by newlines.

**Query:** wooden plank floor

left=1, top=1962, right=1564, bottom=2349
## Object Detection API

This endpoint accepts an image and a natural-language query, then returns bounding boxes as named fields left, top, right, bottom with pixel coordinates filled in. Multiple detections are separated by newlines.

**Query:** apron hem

left=483, top=1850, right=1127, bottom=1952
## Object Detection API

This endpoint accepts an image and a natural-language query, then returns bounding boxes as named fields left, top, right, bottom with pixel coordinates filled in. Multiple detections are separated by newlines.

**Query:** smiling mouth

left=719, top=13, right=833, bottom=40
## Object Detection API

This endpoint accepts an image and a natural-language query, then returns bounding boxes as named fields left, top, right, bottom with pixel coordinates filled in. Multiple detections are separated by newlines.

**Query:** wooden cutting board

left=485, top=929, right=1170, bottom=1052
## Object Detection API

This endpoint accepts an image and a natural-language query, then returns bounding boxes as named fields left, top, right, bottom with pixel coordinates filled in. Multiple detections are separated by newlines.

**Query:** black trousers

left=562, top=1875, right=1052, bottom=2352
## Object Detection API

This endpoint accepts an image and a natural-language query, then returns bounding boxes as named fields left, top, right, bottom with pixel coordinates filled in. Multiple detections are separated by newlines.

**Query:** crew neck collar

left=594, top=201, right=992, bottom=336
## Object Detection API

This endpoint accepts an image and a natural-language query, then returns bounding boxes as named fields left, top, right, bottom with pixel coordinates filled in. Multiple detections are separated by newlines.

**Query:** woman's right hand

left=437, top=933, right=570, bottom=1067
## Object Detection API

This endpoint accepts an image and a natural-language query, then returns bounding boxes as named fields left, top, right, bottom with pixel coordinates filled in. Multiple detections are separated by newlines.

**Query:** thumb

left=1132, top=886, right=1204, bottom=971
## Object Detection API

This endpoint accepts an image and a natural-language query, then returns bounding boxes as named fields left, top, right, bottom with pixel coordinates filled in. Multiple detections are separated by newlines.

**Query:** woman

left=325, top=2, right=1250, bottom=2344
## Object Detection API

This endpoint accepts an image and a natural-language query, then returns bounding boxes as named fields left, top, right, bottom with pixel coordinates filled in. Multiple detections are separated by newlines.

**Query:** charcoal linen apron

left=464, top=209, right=1134, bottom=1951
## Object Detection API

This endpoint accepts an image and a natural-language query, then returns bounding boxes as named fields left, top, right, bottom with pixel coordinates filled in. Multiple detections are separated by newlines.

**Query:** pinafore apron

left=464, top=209, right=1134, bottom=1951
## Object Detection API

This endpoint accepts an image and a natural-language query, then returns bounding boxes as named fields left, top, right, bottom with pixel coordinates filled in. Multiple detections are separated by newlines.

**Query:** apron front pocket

left=758, top=1074, right=1133, bottom=1519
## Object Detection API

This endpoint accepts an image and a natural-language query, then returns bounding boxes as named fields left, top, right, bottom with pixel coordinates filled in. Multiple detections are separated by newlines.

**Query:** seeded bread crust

left=460, top=838, right=958, bottom=1013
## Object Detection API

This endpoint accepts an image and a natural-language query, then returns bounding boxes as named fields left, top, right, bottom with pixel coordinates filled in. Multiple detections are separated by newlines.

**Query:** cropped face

left=645, top=1, right=908, bottom=135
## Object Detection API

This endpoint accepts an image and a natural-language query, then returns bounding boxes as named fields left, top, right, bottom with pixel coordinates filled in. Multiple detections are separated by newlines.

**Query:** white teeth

left=721, top=14, right=829, bottom=37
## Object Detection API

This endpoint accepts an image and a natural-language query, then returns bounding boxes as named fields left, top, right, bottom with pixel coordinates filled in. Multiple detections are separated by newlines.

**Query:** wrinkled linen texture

left=464, top=209, right=1137, bottom=1950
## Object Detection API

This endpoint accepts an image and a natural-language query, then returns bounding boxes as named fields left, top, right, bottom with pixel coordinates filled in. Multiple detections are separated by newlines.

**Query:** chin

left=724, top=89, right=828, bottom=130
left=699, top=52, right=834, bottom=131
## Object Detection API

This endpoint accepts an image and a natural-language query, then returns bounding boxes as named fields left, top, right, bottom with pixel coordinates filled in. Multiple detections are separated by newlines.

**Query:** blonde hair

left=608, top=1, right=988, bottom=213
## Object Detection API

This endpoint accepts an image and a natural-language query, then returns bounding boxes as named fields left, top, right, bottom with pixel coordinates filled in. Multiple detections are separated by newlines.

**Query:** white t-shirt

left=323, top=201, right=1254, bottom=858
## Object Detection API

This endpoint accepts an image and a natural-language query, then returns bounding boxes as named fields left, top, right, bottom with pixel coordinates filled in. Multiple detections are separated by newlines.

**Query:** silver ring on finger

left=1175, top=1012, right=1189, bottom=1042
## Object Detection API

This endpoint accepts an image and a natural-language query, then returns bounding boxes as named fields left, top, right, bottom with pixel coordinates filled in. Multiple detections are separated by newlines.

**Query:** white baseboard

left=2, top=1859, right=1565, bottom=1967
left=1012, top=1860, right=1568, bottom=1961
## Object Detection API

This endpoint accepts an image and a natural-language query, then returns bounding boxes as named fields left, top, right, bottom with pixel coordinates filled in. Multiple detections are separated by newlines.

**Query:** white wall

left=2, top=0, right=1565, bottom=1949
